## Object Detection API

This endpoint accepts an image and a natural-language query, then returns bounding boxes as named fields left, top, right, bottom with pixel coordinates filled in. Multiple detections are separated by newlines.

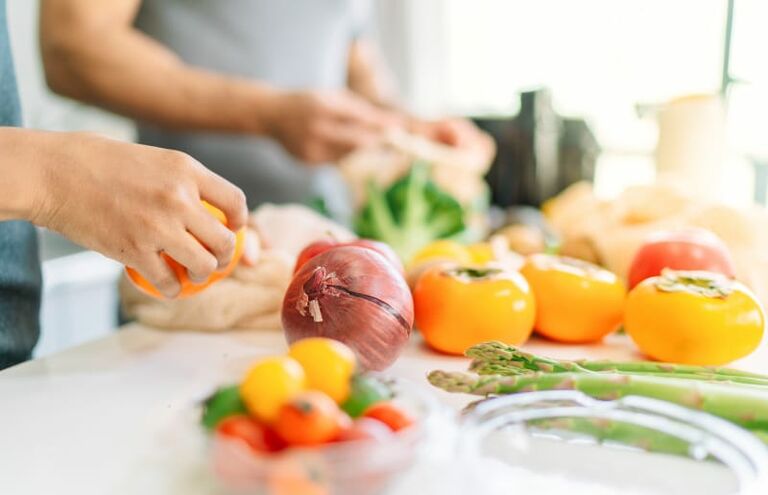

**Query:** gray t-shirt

left=135, top=0, right=371, bottom=211
left=0, top=0, right=42, bottom=368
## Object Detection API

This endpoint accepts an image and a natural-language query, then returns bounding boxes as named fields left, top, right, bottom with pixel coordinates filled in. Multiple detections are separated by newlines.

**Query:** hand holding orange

left=126, top=200, right=246, bottom=298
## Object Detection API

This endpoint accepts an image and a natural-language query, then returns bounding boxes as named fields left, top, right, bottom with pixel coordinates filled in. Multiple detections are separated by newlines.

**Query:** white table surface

left=1, top=325, right=767, bottom=495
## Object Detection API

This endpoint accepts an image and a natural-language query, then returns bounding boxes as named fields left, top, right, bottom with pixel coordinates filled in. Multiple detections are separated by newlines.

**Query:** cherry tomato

left=274, top=392, right=349, bottom=446
left=202, top=384, right=248, bottom=430
left=288, top=338, right=357, bottom=403
left=625, top=270, right=764, bottom=365
left=240, top=356, right=306, bottom=423
left=520, top=254, right=625, bottom=343
left=215, top=415, right=285, bottom=453
left=337, top=418, right=393, bottom=443
left=294, top=239, right=403, bottom=274
left=267, top=457, right=330, bottom=495
left=362, top=402, right=415, bottom=432
left=413, top=265, right=535, bottom=355
left=341, top=375, right=393, bottom=418
left=628, top=228, right=735, bottom=289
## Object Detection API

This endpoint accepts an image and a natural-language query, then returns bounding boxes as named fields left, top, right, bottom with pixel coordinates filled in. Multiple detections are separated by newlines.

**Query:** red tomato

left=216, top=415, right=285, bottom=453
left=362, top=402, right=415, bottom=432
left=294, top=239, right=403, bottom=274
left=337, top=418, right=394, bottom=443
left=628, top=229, right=735, bottom=289
left=274, top=392, right=349, bottom=446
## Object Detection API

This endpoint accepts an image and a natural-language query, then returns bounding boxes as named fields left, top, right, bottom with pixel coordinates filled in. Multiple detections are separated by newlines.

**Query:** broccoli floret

left=355, top=162, right=466, bottom=261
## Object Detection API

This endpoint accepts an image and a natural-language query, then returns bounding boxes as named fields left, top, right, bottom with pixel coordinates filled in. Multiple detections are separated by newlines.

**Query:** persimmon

left=126, top=200, right=245, bottom=298
left=520, top=254, right=625, bottom=343
left=625, top=270, right=764, bottom=365
left=413, top=265, right=535, bottom=355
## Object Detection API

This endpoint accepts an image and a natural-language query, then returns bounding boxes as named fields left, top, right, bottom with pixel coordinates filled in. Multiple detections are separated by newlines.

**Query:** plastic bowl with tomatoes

left=208, top=378, right=437, bottom=495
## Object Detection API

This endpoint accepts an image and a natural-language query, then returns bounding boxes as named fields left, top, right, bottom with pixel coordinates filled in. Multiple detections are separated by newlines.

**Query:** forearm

left=0, top=128, right=51, bottom=222
left=41, top=3, right=279, bottom=135
left=347, top=39, right=399, bottom=109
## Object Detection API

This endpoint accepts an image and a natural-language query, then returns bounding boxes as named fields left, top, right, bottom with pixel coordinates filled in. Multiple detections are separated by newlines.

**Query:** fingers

left=330, top=91, right=402, bottom=131
left=185, top=202, right=238, bottom=270
left=196, top=168, right=249, bottom=231
left=240, top=230, right=261, bottom=267
left=163, top=231, right=219, bottom=284
left=316, top=121, right=383, bottom=159
left=136, top=253, right=182, bottom=299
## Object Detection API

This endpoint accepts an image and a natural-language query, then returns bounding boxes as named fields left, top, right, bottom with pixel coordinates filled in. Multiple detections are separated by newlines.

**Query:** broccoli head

left=354, top=162, right=466, bottom=261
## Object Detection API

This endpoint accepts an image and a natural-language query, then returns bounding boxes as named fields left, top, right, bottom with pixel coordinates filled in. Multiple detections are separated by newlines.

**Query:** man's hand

left=265, top=89, right=401, bottom=164
left=8, top=130, right=248, bottom=299
left=412, top=117, right=494, bottom=151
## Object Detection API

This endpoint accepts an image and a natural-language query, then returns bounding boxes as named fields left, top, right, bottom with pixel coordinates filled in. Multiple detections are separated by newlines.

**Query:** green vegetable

left=465, top=341, right=768, bottom=387
left=434, top=342, right=768, bottom=454
left=466, top=341, right=768, bottom=386
left=355, top=162, right=466, bottom=261
left=529, top=417, right=693, bottom=456
left=428, top=370, right=768, bottom=431
left=201, top=384, right=248, bottom=430
left=341, top=375, right=393, bottom=418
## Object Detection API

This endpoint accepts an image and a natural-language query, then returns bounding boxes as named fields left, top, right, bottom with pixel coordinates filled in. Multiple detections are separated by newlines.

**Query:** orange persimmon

left=413, top=265, right=536, bottom=355
left=520, top=254, right=625, bottom=343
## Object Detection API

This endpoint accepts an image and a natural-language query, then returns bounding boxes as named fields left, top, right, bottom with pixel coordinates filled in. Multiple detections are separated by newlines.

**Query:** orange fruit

left=413, top=265, right=536, bottom=355
left=520, top=254, right=625, bottom=343
left=126, top=200, right=245, bottom=298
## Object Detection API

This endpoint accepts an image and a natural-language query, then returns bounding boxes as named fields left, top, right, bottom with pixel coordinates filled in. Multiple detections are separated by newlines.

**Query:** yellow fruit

left=407, top=240, right=473, bottom=270
left=288, top=338, right=357, bottom=403
left=467, top=243, right=495, bottom=264
left=240, top=356, right=306, bottom=423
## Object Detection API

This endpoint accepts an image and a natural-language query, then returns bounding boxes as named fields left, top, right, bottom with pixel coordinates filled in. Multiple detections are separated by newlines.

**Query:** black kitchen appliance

left=473, top=88, right=600, bottom=207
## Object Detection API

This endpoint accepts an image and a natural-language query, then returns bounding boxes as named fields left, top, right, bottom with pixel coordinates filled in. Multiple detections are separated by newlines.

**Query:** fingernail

left=189, top=272, right=209, bottom=284
left=217, top=258, right=231, bottom=271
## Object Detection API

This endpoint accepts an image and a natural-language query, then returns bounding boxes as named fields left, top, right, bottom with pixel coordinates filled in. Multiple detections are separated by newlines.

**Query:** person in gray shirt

left=39, top=0, right=491, bottom=212
left=0, top=0, right=249, bottom=368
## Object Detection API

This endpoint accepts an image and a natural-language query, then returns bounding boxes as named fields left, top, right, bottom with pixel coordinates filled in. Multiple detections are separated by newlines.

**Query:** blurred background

left=6, top=0, right=767, bottom=355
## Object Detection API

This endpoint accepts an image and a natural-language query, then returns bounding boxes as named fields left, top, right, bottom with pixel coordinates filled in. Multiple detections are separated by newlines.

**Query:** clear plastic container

left=454, top=391, right=768, bottom=495
left=210, top=379, right=442, bottom=495
left=209, top=387, right=768, bottom=495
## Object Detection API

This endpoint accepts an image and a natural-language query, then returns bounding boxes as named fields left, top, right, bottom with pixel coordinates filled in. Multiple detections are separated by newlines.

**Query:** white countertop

left=1, top=325, right=767, bottom=495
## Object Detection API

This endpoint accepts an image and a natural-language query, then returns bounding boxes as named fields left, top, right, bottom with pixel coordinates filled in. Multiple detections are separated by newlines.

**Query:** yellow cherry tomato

left=288, top=338, right=357, bottom=403
left=240, top=356, right=306, bottom=423
left=413, top=265, right=536, bottom=355
left=407, top=240, right=474, bottom=270
left=467, top=243, right=495, bottom=265
left=520, top=254, right=626, bottom=343
left=625, top=270, right=764, bottom=365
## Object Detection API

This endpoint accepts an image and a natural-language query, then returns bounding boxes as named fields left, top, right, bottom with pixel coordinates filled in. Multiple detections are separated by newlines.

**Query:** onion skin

left=282, top=246, right=414, bottom=371
left=293, top=239, right=404, bottom=275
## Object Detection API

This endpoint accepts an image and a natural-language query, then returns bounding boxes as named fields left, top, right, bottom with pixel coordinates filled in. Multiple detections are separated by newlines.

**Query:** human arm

left=0, top=128, right=248, bottom=298
left=347, top=38, right=494, bottom=154
left=40, top=0, right=399, bottom=163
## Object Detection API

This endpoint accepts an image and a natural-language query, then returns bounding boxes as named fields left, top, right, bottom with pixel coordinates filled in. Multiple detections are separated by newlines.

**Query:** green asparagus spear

left=470, top=361, right=768, bottom=387
left=466, top=342, right=768, bottom=386
left=528, top=417, right=693, bottom=456
left=427, top=370, right=768, bottom=431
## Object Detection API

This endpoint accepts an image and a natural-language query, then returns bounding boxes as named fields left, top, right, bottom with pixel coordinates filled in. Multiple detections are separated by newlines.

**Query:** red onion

left=282, top=246, right=414, bottom=370
left=293, top=239, right=404, bottom=275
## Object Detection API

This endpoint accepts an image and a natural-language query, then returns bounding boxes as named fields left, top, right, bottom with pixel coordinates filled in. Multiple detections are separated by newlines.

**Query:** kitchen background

left=6, top=0, right=767, bottom=356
